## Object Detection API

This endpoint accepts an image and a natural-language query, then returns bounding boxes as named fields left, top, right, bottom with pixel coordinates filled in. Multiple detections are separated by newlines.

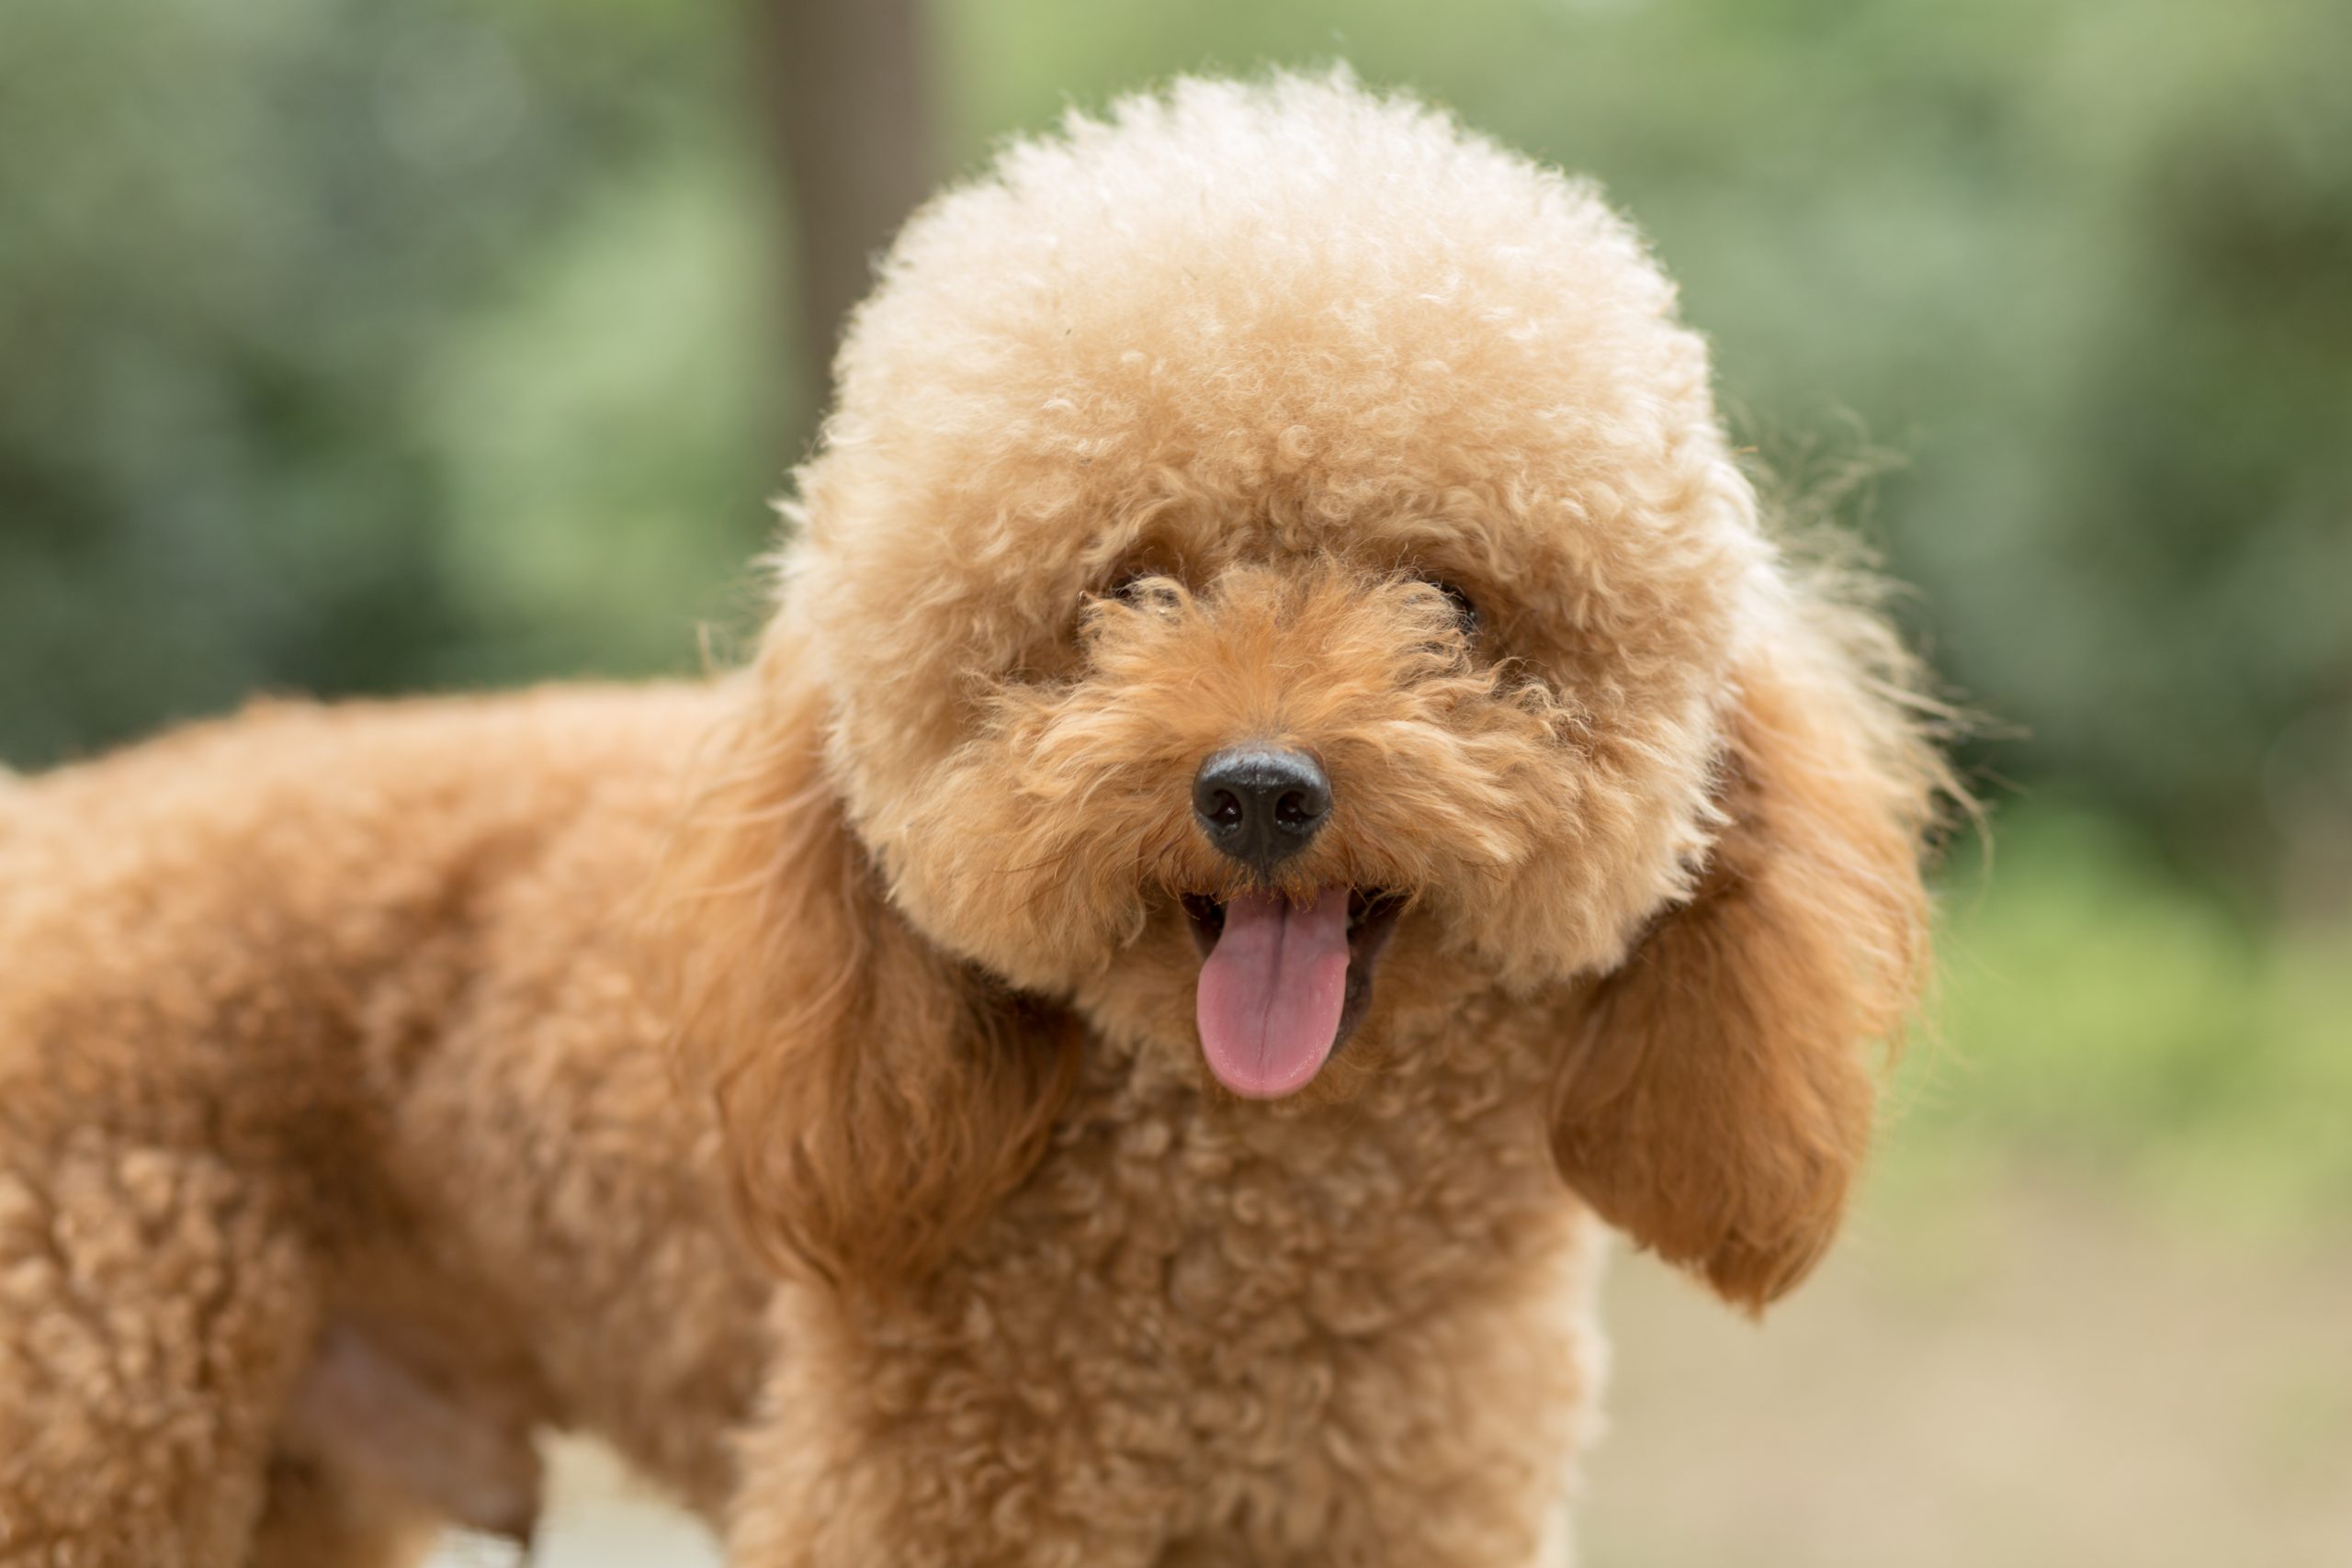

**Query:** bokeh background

left=5, top=1, right=2348, bottom=1563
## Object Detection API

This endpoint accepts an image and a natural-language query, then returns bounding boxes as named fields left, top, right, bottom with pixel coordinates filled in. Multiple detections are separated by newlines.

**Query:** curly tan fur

left=0, top=73, right=1948, bottom=1566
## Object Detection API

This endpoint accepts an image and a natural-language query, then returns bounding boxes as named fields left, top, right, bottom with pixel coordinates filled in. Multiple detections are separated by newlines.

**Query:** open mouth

left=1180, top=887, right=1406, bottom=1099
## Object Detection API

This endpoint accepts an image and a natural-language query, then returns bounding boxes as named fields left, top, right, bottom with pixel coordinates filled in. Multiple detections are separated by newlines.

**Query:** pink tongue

left=1195, top=890, right=1351, bottom=1099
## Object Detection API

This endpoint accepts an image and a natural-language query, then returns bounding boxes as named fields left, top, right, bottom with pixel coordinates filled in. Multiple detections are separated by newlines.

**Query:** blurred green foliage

left=2, top=3, right=2346, bottom=1198
left=1895, top=808, right=2352, bottom=1232
left=0, top=0, right=787, bottom=759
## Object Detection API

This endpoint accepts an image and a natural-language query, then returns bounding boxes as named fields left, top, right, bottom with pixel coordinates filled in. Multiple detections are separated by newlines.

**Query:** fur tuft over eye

left=1105, top=570, right=1186, bottom=616
left=1405, top=577, right=1479, bottom=645
left=1434, top=581, right=1478, bottom=637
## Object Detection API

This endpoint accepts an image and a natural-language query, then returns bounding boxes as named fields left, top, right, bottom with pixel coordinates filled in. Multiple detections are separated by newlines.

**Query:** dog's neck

left=1009, top=995, right=1571, bottom=1285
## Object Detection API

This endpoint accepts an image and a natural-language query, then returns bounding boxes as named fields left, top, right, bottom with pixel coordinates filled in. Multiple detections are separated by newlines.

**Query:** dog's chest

left=762, top=1054, right=1599, bottom=1557
left=939, top=1062, right=1579, bottom=1438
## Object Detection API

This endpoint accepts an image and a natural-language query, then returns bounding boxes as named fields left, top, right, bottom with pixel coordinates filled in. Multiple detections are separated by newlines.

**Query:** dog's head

left=664, top=75, right=1948, bottom=1309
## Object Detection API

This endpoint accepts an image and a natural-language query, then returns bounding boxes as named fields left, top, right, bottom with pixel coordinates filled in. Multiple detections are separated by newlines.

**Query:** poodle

left=0, top=73, right=1949, bottom=1567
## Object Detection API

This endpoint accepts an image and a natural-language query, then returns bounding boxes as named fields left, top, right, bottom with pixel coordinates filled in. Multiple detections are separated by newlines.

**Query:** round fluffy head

left=782, top=72, right=1770, bottom=1070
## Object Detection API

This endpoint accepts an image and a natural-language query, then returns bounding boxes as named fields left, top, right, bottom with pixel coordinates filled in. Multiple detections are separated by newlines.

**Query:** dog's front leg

left=718, top=1299, right=1174, bottom=1568
left=722, top=1406, right=1167, bottom=1568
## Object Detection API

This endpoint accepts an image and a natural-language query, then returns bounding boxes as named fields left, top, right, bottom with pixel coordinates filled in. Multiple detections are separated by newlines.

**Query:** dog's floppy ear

left=1546, top=607, right=1945, bottom=1310
left=656, top=627, right=1080, bottom=1292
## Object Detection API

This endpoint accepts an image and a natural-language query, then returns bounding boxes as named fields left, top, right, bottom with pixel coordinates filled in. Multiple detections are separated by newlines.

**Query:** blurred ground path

left=1584, top=1178, right=2352, bottom=1568
left=429, top=1180, right=2352, bottom=1567
left=426, top=1445, right=717, bottom=1568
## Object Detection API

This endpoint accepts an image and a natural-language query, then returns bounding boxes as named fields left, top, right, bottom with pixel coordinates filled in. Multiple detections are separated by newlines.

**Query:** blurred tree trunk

left=754, top=0, right=933, bottom=451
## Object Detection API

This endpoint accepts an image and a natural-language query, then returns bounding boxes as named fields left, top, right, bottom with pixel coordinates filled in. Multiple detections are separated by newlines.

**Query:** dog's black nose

left=1193, top=747, right=1331, bottom=874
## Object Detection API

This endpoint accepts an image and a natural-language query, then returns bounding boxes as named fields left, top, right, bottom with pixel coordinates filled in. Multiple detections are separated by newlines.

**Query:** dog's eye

left=1105, top=569, right=1183, bottom=615
left=1433, top=581, right=1479, bottom=638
